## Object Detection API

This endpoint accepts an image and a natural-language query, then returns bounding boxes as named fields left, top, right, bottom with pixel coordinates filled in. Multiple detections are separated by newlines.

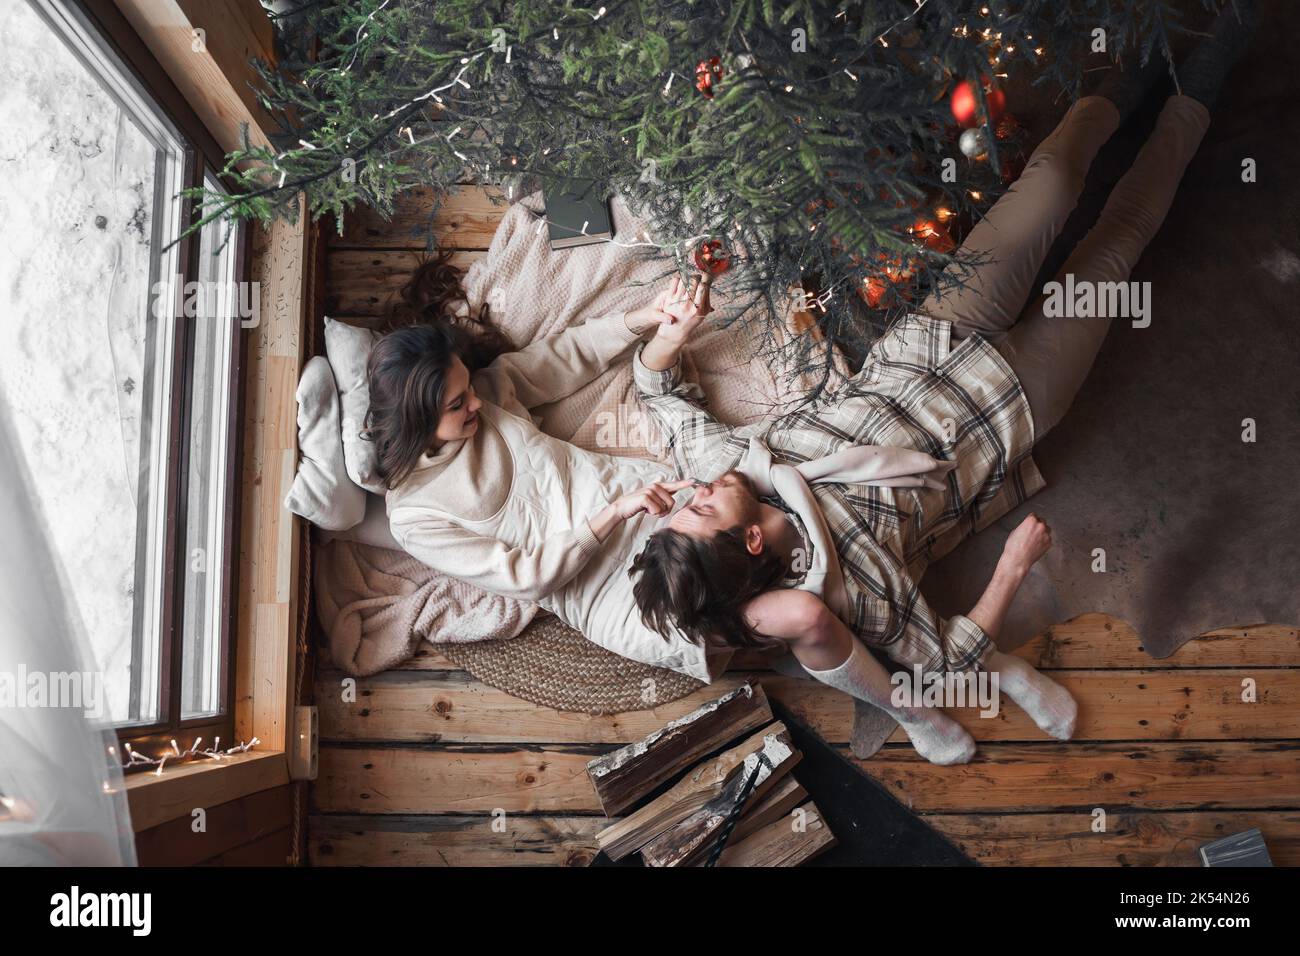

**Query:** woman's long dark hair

left=364, top=250, right=513, bottom=489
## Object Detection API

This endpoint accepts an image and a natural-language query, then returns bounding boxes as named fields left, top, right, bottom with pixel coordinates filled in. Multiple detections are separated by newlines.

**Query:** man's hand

left=1000, top=513, right=1052, bottom=576
left=967, top=513, right=1051, bottom=640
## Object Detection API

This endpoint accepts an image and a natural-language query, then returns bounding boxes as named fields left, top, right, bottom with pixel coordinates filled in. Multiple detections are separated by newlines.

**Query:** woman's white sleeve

left=474, top=312, right=641, bottom=411
left=390, top=513, right=601, bottom=602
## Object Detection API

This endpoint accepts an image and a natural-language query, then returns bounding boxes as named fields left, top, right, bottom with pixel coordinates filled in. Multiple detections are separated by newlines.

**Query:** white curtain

left=0, top=397, right=136, bottom=865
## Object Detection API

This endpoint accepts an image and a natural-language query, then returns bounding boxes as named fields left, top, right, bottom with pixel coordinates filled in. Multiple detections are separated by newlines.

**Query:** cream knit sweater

left=385, top=311, right=715, bottom=680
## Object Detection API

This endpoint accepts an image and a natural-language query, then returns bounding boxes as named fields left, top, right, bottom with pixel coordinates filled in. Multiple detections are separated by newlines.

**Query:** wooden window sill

left=126, top=750, right=289, bottom=832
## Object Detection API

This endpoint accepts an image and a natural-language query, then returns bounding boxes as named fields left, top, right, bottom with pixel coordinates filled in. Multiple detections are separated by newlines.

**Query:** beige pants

left=920, top=94, right=1211, bottom=438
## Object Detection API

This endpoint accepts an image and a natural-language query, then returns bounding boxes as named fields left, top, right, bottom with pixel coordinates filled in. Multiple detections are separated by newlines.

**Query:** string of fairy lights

left=111, top=736, right=262, bottom=777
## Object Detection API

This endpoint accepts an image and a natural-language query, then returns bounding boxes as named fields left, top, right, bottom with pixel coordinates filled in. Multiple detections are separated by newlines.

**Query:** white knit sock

left=802, top=640, right=977, bottom=766
left=986, top=650, right=1079, bottom=740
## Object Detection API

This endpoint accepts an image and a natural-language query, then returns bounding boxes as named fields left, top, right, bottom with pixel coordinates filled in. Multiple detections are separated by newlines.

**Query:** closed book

left=544, top=179, right=612, bottom=250
left=1198, top=828, right=1273, bottom=867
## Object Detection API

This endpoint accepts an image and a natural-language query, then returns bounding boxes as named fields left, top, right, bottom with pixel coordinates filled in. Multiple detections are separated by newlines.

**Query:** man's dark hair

left=629, top=526, right=788, bottom=650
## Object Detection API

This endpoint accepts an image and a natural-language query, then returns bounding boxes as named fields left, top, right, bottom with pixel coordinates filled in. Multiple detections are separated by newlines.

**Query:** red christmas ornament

left=695, top=56, right=724, bottom=99
left=693, top=238, right=731, bottom=277
left=995, top=111, right=1020, bottom=141
left=912, top=219, right=955, bottom=254
left=862, top=276, right=888, bottom=308
left=950, top=78, right=1006, bottom=128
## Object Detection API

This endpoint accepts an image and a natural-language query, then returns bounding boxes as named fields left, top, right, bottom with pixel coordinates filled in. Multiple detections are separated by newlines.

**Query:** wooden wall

left=135, top=784, right=295, bottom=866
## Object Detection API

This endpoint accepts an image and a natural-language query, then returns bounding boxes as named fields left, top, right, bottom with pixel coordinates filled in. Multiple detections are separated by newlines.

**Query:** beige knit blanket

left=317, top=192, right=845, bottom=676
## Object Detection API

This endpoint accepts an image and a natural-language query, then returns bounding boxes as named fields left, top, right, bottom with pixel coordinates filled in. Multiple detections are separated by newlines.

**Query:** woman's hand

left=628, top=275, right=711, bottom=343
left=586, top=479, right=694, bottom=543
left=612, top=479, right=694, bottom=520
left=999, top=513, right=1052, bottom=577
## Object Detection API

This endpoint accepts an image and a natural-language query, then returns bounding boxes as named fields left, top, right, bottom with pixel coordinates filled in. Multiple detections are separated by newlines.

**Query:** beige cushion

left=323, top=316, right=386, bottom=494
left=284, top=356, right=366, bottom=530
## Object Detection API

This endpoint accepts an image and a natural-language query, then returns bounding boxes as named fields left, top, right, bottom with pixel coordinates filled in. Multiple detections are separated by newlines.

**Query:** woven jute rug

left=438, top=613, right=705, bottom=715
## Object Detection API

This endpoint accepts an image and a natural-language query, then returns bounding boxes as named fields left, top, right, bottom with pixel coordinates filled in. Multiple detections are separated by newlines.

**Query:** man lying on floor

left=628, top=13, right=1247, bottom=761
left=627, top=278, right=1077, bottom=766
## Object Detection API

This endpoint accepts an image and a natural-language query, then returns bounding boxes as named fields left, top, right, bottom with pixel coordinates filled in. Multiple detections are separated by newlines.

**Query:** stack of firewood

left=585, top=682, right=835, bottom=866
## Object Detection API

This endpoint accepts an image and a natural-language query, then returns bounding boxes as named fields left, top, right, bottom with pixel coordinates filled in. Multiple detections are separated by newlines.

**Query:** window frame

left=38, top=0, right=251, bottom=759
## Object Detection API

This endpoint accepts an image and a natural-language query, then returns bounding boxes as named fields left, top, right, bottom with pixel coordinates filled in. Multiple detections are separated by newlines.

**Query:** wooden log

left=725, top=775, right=809, bottom=847
left=596, top=721, right=800, bottom=860
left=585, top=682, right=773, bottom=817
left=641, top=773, right=808, bottom=867
left=714, top=800, right=836, bottom=867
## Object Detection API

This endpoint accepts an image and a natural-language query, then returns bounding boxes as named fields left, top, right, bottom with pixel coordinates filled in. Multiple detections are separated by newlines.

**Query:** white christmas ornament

left=959, top=127, right=989, bottom=159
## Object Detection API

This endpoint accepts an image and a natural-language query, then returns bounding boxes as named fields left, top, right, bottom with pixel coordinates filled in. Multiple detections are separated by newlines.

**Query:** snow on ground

left=0, top=0, right=157, bottom=722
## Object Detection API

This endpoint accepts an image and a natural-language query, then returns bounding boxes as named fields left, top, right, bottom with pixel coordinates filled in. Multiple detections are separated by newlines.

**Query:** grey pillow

left=284, top=356, right=366, bottom=530
left=323, top=316, right=386, bottom=494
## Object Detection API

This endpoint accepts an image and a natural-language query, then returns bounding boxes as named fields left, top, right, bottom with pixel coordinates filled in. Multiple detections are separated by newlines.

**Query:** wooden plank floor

left=310, top=187, right=1300, bottom=866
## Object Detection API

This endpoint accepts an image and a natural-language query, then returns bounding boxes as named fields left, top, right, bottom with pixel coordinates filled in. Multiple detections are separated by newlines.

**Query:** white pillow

left=323, top=316, right=386, bottom=494
left=285, top=356, right=366, bottom=530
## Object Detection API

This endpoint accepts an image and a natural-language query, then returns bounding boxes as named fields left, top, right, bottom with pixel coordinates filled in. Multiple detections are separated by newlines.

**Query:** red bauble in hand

left=693, top=238, right=731, bottom=277
left=863, top=276, right=888, bottom=308
left=695, top=56, right=724, bottom=99
left=912, top=219, right=955, bottom=254
left=950, top=78, right=1006, bottom=128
